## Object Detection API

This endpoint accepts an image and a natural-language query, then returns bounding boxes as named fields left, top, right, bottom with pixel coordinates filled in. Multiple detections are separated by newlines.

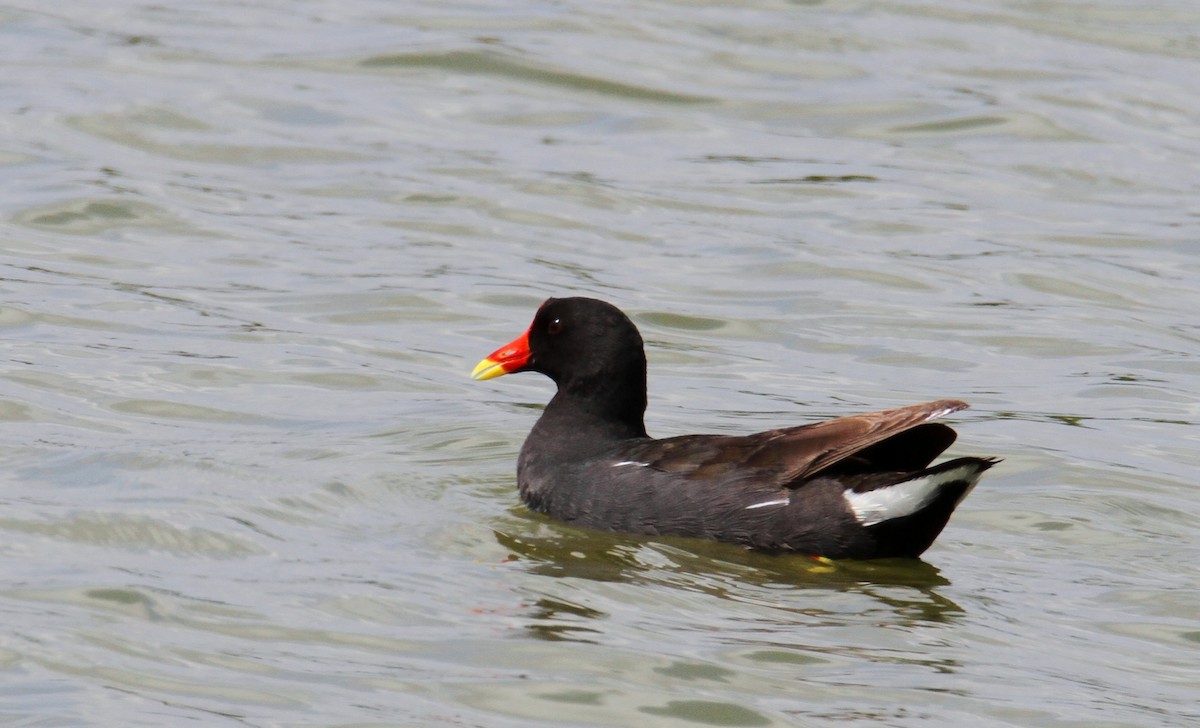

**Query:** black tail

left=864, top=457, right=999, bottom=558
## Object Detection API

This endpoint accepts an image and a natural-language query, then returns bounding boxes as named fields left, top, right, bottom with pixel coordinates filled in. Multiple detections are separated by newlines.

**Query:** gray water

left=3, top=1, right=1199, bottom=726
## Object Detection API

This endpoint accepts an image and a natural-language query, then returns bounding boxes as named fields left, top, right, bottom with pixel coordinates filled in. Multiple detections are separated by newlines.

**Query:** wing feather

left=625, top=399, right=969, bottom=487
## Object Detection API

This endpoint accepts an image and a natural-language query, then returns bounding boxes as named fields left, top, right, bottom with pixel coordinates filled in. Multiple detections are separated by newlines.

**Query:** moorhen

left=472, top=297, right=997, bottom=559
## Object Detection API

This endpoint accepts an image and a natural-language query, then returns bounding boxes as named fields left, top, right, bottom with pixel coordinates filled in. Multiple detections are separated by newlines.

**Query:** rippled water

left=3, top=1, right=1199, bottom=725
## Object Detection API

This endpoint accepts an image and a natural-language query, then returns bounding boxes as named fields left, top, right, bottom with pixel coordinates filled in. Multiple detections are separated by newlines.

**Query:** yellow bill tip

left=471, top=357, right=507, bottom=381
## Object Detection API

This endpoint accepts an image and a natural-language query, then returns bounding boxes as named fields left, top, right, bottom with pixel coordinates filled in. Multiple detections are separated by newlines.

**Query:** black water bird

left=473, top=297, right=996, bottom=559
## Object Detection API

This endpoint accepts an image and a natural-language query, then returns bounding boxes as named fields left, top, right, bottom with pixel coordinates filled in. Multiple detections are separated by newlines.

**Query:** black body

left=491, top=297, right=996, bottom=559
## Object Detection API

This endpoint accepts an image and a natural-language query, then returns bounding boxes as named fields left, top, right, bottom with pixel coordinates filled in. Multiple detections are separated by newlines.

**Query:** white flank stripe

left=843, top=464, right=981, bottom=526
left=745, top=497, right=790, bottom=510
left=612, top=460, right=649, bottom=467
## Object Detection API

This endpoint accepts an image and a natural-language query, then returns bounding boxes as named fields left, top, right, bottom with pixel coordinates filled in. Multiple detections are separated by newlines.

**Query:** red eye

left=547, top=318, right=563, bottom=335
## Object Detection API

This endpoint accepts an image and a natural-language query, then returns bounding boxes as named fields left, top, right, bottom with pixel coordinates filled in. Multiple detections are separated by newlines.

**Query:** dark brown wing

left=626, top=399, right=969, bottom=485
left=748, top=399, right=968, bottom=480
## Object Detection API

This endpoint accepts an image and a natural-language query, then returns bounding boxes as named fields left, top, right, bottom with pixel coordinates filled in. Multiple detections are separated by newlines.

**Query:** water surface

left=2, top=1, right=1198, bottom=726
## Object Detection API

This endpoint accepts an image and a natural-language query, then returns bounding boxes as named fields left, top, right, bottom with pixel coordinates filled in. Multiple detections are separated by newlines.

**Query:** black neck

left=548, top=379, right=648, bottom=439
